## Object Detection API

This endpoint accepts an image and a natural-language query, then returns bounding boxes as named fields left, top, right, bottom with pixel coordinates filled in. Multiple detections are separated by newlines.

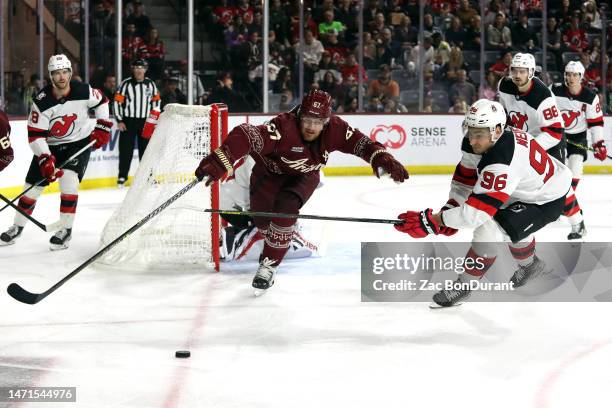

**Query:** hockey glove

left=370, top=150, right=409, bottom=183
left=394, top=208, right=440, bottom=238
left=195, top=147, right=234, bottom=186
left=38, top=153, right=64, bottom=182
left=90, top=119, right=112, bottom=149
left=142, top=110, right=160, bottom=139
left=593, top=140, right=607, bottom=161
left=438, top=198, right=459, bottom=236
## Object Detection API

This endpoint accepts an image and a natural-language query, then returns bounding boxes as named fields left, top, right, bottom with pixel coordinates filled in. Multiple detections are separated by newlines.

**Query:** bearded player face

left=51, top=69, right=71, bottom=90
left=510, top=67, right=530, bottom=88
left=300, top=116, right=326, bottom=142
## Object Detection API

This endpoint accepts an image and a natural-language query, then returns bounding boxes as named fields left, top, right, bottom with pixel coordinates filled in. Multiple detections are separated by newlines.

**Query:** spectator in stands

left=301, top=29, right=325, bottom=69
left=368, top=12, right=387, bottom=34
left=240, top=30, right=262, bottom=77
left=373, top=43, right=394, bottom=67
left=384, top=99, right=408, bottom=113
left=380, top=27, right=401, bottom=62
left=176, top=60, right=205, bottom=105
left=512, top=12, right=539, bottom=52
left=318, top=50, right=339, bottom=72
left=340, top=53, right=368, bottom=84
left=367, top=65, right=400, bottom=104
left=581, top=0, right=602, bottom=31
left=423, top=13, right=438, bottom=36
left=563, top=13, right=588, bottom=52
left=507, top=0, right=521, bottom=24
left=102, top=74, right=117, bottom=114
left=449, top=69, right=477, bottom=105
left=122, top=22, right=144, bottom=74
left=91, top=1, right=115, bottom=71
left=269, top=0, right=289, bottom=44
left=436, top=3, right=455, bottom=33
left=546, top=16, right=563, bottom=71
left=367, top=96, right=384, bottom=112
left=160, top=77, right=187, bottom=110
left=273, top=67, right=294, bottom=94
left=140, top=27, right=165, bottom=82
left=404, top=34, right=434, bottom=76
left=363, top=32, right=378, bottom=68
left=480, top=71, right=499, bottom=100
left=584, top=53, right=608, bottom=90
left=489, top=50, right=513, bottom=79
left=464, top=15, right=482, bottom=50
left=554, top=0, right=573, bottom=28
left=291, top=7, right=318, bottom=43
left=212, top=0, right=235, bottom=27
left=363, top=0, right=383, bottom=28
left=437, top=46, right=471, bottom=88
left=445, top=17, right=467, bottom=48
left=278, top=89, right=295, bottom=111
left=520, top=0, right=542, bottom=17
left=234, top=0, right=254, bottom=25
left=456, top=0, right=479, bottom=27
left=322, top=30, right=350, bottom=64
left=487, top=12, right=512, bottom=51
left=483, top=0, right=506, bottom=27
left=337, top=97, right=358, bottom=113
left=125, top=2, right=151, bottom=38
left=449, top=99, right=469, bottom=113
left=248, top=10, right=263, bottom=34
left=318, top=71, right=344, bottom=110
left=224, top=17, right=248, bottom=49
left=432, top=32, right=452, bottom=64
left=336, top=0, right=357, bottom=40
left=319, top=10, right=346, bottom=39
left=394, top=14, right=419, bottom=46
left=208, top=72, right=244, bottom=112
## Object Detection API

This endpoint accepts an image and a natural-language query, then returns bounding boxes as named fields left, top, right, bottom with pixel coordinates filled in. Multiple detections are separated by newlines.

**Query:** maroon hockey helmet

left=299, top=89, right=332, bottom=120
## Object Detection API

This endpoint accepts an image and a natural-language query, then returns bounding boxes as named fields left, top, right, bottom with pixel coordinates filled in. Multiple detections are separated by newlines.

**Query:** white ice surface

left=1, top=175, right=611, bottom=408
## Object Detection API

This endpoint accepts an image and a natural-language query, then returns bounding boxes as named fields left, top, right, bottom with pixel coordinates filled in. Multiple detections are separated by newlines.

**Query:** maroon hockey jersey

left=0, top=109, right=13, bottom=172
left=223, top=110, right=384, bottom=175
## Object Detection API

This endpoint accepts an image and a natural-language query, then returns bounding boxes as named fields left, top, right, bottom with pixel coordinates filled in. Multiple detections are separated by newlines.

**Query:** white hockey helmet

left=564, top=61, right=585, bottom=85
left=463, top=99, right=507, bottom=141
left=510, top=53, right=536, bottom=79
left=48, top=54, right=72, bottom=75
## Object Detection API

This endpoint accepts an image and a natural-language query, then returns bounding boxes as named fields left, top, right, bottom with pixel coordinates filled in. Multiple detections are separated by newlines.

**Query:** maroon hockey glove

left=371, top=151, right=409, bottom=183
left=38, top=153, right=64, bottom=182
left=438, top=198, right=459, bottom=236
left=142, top=110, right=160, bottom=139
left=593, top=140, right=607, bottom=161
left=90, top=119, right=112, bottom=149
left=395, top=208, right=440, bottom=238
left=195, top=147, right=234, bottom=186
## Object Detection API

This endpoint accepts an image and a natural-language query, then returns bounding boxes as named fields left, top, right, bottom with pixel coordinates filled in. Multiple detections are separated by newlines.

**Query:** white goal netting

left=98, top=103, right=224, bottom=270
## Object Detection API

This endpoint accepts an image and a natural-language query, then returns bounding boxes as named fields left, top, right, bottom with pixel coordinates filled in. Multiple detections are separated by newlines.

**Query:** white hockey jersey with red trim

left=27, top=81, right=108, bottom=147
left=443, top=127, right=572, bottom=229
left=550, top=83, right=604, bottom=142
left=498, top=77, right=564, bottom=150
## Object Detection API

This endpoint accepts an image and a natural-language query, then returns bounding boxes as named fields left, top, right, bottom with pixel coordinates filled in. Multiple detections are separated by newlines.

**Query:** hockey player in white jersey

left=0, top=54, right=112, bottom=250
left=394, top=100, right=572, bottom=307
left=498, top=53, right=565, bottom=162
left=219, top=156, right=324, bottom=262
left=551, top=61, right=607, bottom=239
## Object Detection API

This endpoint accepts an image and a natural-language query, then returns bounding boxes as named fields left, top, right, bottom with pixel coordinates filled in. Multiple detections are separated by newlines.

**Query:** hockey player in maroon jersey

left=195, top=89, right=408, bottom=292
left=0, top=54, right=112, bottom=250
left=0, top=109, right=14, bottom=172
left=395, top=100, right=572, bottom=308
left=551, top=61, right=606, bottom=240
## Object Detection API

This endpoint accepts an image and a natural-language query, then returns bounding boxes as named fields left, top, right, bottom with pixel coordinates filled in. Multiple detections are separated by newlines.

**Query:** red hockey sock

left=261, top=222, right=294, bottom=265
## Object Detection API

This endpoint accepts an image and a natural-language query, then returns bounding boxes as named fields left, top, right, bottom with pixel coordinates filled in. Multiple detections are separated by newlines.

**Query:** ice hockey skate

left=567, top=221, right=586, bottom=240
left=50, top=228, right=72, bottom=251
left=0, top=225, right=24, bottom=246
left=429, top=279, right=472, bottom=308
left=509, top=255, right=547, bottom=288
left=252, top=257, right=277, bottom=296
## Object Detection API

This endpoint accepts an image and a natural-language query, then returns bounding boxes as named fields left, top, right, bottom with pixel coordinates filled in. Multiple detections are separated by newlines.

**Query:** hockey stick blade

left=6, top=179, right=201, bottom=305
left=7, top=283, right=42, bottom=305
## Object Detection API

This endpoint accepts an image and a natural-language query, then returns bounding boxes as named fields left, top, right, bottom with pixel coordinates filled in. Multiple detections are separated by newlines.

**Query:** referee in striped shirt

left=113, top=59, right=161, bottom=187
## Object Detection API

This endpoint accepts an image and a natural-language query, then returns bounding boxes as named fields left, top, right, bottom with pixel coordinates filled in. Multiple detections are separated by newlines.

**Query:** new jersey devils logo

left=561, top=110, right=581, bottom=130
left=369, top=124, right=407, bottom=149
left=508, top=111, right=528, bottom=130
left=49, top=113, right=77, bottom=139
left=49, top=114, right=78, bottom=138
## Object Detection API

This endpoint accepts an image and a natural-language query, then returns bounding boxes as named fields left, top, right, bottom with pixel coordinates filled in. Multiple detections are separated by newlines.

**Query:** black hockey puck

left=175, top=350, right=191, bottom=358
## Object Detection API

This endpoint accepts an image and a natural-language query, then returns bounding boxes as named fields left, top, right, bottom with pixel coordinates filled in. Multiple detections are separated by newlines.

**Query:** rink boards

left=1, top=114, right=610, bottom=195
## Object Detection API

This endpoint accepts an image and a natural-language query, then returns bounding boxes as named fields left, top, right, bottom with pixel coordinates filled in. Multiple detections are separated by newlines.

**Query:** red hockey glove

left=438, top=198, right=459, bottom=236
left=371, top=150, right=409, bottom=183
left=90, top=119, right=112, bottom=149
left=593, top=140, right=607, bottom=161
left=142, top=110, right=160, bottom=139
left=195, top=147, right=234, bottom=186
left=38, top=153, right=64, bottom=182
left=394, top=208, right=440, bottom=238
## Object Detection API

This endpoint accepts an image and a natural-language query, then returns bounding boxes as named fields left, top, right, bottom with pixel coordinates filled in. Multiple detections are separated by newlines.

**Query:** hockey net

left=98, top=103, right=227, bottom=270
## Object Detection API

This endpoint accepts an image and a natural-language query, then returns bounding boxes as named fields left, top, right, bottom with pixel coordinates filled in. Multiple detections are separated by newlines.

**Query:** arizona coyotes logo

left=49, top=114, right=78, bottom=138
left=369, top=124, right=407, bottom=149
left=561, top=110, right=581, bottom=130
left=508, top=111, right=528, bottom=130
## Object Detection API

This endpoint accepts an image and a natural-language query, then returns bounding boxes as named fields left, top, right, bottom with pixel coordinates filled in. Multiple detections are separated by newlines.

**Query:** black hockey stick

left=0, top=140, right=96, bottom=213
left=566, top=139, right=612, bottom=160
left=0, top=193, right=62, bottom=232
left=7, top=179, right=201, bottom=305
left=205, top=209, right=403, bottom=225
